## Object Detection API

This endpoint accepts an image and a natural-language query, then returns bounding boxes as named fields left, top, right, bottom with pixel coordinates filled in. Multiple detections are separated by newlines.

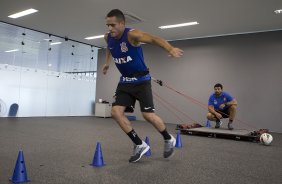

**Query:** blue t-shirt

left=107, top=28, right=151, bottom=83
left=208, top=92, right=234, bottom=110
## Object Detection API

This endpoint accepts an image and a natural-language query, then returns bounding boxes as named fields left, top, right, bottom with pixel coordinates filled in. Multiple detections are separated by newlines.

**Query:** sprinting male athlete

left=102, top=9, right=183, bottom=162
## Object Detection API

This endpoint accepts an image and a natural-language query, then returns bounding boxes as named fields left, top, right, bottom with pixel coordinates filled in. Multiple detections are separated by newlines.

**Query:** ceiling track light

left=274, top=9, right=282, bottom=14
left=8, top=8, right=38, bottom=18
left=85, top=35, right=104, bottom=40
left=159, top=21, right=199, bottom=29
left=5, top=49, right=19, bottom=53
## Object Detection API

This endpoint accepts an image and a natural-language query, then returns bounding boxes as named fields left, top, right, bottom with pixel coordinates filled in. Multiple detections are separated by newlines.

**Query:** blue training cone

left=144, top=136, right=152, bottom=156
left=175, top=131, right=183, bottom=148
left=91, top=142, right=105, bottom=167
left=206, top=120, right=211, bottom=128
left=10, top=150, right=30, bottom=183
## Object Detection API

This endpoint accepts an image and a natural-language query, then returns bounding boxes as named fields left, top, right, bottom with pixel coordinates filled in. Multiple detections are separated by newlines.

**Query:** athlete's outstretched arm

left=103, top=33, right=112, bottom=75
left=128, top=29, right=183, bottom=58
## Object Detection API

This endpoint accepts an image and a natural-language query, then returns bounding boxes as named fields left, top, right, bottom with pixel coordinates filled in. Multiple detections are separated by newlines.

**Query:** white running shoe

left=129, top=141, right=150, bottom=163
left=164, top=135, right=176, bottom=158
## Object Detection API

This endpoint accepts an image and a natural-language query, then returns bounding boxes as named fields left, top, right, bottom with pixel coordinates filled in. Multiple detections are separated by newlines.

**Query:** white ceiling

left=0, top=0, right=282, bottom=48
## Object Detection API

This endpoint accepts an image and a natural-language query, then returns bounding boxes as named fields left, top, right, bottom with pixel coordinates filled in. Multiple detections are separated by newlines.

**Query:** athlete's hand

left=168, top=47, right=184, bottom=58
left=219, top=104, right=225, bottom=109
left=102, top=64, right=109, bottom=75
left=215, top=113, right=222, bottom=120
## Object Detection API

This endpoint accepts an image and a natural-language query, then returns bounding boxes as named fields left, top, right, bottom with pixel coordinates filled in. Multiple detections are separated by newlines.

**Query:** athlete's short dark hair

left=106, top=9, right=125, bottom=22
left=214, top=83, right=223, bottom=89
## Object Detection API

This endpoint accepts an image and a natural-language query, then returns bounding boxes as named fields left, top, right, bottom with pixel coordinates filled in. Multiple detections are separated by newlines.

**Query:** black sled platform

left=176, top=124, right=268, bottom=142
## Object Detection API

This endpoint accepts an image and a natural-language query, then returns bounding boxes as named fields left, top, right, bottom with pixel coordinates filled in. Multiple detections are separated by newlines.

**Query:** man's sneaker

left=215, top=120, right=222, bottom=128
left=132, top=144, right=137, bottom=155
left=129, top=141, right=150, bottom=163
left=228, top=122, right=234, bottom=130
left=164, top=135, right=176, bottom=158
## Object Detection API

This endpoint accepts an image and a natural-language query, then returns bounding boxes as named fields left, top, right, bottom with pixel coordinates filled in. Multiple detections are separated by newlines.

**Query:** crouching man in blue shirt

left=207, top=83, right=238, bottom=130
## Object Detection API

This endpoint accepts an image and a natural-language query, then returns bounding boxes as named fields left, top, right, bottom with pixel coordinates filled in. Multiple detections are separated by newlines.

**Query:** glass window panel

left=0, top=21, right=98, bottom=117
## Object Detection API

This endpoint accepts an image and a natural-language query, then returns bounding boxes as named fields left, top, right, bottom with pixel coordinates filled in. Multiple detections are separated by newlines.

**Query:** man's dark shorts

left=113, top=80, right=155, bottom=113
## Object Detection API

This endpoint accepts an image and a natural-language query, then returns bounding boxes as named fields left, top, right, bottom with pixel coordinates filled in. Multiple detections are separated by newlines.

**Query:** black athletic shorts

left=112, top=80, right=155, bottom=112
left=217, top=108, right=230, bottom=118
